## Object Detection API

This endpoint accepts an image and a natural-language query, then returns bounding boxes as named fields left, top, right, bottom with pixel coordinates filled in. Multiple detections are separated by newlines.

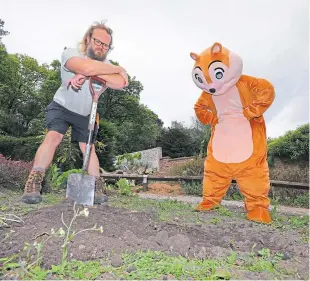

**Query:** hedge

left=0, top=135, right=44, bottom=161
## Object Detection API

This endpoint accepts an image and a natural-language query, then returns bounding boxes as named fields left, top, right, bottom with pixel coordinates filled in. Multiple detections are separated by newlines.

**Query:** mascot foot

left=247, top=207, right=271, bottom=224
left=194, top=200, right=219, bottom=212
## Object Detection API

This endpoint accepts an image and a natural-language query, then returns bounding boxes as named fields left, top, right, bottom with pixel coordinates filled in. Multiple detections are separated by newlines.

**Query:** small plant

left=215, top=205, right=232, bottom=217
left=54, top=168, right=82, bottom=189
left=0, top=202, right=103, bottom=279
left=56, top=203, right=103, bottom=272
left=116, top=178, right=135, bottom=196
left=181, top=181, right=202, bottom=196
left=288, top=215, right=309, bottom=228
left=53, top=128, right=81, bottom=170
left=210, top=217, right=221, bottom=224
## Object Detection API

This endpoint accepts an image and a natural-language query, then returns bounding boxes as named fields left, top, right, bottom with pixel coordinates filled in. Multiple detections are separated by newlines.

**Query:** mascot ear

left=211, top=42, right=222, bottom=54
left=190, top=52, right=199, bottom=61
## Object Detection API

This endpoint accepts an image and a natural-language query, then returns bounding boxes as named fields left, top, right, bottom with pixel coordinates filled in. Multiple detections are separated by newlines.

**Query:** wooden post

left=142, top=175, right=148, bottom=191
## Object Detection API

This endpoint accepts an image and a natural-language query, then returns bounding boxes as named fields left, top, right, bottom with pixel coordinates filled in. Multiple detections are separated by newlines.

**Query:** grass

left=110, top=195, right=309, bottom=240
left=270, top=206, right=309, bottom=241
left=180, top=181, right=309, bottom=209
left=109, top=195, right=195, bottom=222
left=0, top=190, right=307, bottom=280
left=109, top=195, right=239, bottom=224
left=0, top=189, right=64, bottom=216
left=1, top=248, right=293, bottom=280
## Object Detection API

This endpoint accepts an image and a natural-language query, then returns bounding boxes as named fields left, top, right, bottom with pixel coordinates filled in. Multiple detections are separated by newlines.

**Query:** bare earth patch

left=0, top=189, right=309, bottom=280
left=143, top=182, right=185, bottom=196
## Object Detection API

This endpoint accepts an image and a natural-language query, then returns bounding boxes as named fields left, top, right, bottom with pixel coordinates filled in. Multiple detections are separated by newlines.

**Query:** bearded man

left=22, top=21, right=128, bottom=204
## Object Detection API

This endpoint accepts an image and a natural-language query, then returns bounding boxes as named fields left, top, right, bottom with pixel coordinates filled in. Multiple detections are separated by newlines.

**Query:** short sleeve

left=104, top=59, right=113, bottom=65
left=61, top=48, right=83, bottom=72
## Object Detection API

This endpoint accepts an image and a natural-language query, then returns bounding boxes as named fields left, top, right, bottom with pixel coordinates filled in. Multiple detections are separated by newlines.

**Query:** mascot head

left=190, top=42, right=243, bottom=95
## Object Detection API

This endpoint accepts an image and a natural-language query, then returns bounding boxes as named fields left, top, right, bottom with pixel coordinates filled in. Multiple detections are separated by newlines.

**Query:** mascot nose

left=209, top=88, right=216, bottom=93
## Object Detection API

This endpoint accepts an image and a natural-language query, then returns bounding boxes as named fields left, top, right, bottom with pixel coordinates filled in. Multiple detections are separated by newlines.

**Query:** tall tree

left=0, top=53, right=54, bottom=136
left=157, top=127, right=195, bottom=158
left=115, top=104, right=163, bottom=154
left=0, top=19, right=9, bottom=43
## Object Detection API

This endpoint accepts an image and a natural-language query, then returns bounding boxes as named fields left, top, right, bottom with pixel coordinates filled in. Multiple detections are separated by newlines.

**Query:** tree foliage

left=0, top=19, right=9, bottom=43
left=0, top=21, right=164, bottom=169
left=268, top=123, right=309, bottom=162
left=1, top=18, right=307, bottom=171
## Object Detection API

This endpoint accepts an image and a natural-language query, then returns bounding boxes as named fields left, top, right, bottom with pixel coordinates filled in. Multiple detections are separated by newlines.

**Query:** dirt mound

left=0, top=197, right=309, bottom=279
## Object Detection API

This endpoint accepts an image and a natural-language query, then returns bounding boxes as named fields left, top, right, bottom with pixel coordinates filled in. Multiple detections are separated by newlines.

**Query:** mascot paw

left=247, top=207, right=271, bottom=224
left=194, top=201, right=218, bottom=212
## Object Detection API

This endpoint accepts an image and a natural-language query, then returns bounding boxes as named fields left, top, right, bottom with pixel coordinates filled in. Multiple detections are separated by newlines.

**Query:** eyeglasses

left=91, top=37, right=110, bottom=50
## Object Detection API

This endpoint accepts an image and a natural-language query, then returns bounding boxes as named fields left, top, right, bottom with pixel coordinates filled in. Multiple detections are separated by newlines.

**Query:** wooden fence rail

left=101, top=173, right=309, bottom=191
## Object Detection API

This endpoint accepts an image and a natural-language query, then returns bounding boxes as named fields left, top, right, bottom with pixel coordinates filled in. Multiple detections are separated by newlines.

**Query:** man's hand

left=67, top=74, right=87, bottom=90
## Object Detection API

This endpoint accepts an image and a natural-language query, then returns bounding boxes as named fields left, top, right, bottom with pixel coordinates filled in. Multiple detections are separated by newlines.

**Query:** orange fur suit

left=190, top=42, right=275, bottom=224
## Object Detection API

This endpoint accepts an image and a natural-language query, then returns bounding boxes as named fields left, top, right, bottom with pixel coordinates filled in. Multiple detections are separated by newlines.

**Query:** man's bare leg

left=33, top=131, right=64, bottom=169
left=22, top=131, right=64, bottom=204
left=79, top=142, right=107, bottom=204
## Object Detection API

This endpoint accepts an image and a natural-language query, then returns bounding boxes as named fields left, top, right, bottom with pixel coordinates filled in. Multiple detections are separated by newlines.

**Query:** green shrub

left=116, top=178, right=134, bottom=196
left=44, top=164, right=82, bottom=190
left=53, top=129, right=82, bottom=171
left=0, top=135, right=43, bottom=161
left=54, top=168, right=82, bottom=189
left=181, top=181, right=202, bottom=196
left=169, top=157, right=204, bottom=176
left=0, top=129, right=81, bottom=171
left=96, top=120, right=117, bottom=172
left=268, top=123, right=309, bottom=164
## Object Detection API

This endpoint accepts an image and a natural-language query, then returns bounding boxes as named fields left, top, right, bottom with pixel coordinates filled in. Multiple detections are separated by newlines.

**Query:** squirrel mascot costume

left=190, top=42, right=275, bottom=224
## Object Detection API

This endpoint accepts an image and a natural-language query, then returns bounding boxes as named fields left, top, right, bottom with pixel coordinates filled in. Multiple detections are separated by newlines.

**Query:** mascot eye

left=195, top=73, right=203, bottom=83
left=214, top=67, right=224, bottom=80
left=216, top=72, right=223, bottom=79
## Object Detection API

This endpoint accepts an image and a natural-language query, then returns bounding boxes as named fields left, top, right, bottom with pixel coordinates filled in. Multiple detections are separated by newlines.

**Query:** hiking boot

left=22, top=169, right=45, bottom=204
left=94, top=177, right=108, bottom=204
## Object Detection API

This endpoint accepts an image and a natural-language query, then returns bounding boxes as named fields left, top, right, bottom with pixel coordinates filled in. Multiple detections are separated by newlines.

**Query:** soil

left=0, top=190, right=309, bottom=280
left=143, top=182, right=185, bottom=196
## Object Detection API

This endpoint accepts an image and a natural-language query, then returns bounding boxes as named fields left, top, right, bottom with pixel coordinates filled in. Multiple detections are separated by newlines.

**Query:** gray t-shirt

left=53, top=47, right=110, bottom=116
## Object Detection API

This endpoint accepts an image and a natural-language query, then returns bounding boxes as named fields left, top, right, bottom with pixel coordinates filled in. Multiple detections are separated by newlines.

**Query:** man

left=22, top=21, right=128, bottom=204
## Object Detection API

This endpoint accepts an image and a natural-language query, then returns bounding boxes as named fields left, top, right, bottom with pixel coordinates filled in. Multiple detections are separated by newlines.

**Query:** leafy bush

left=0, top=135, right=43, bottom=161
left=54, top=168, right=83, bottom=189
left=96, top=120, right=117, bottom=172
left=44, top=164, right=82, bottom=190
left=116, top=178, right=134, bottom=196
left=169, top=157, right=204, bottom=176
left=269, top=187, right=309, bottom=208
left=268, top=123, right=309, bottom=163
left=53, top=128, right=82, bottom=171
left=0, top=157, right=32, bottom=190
left=157, top=127, right=196, bottom=158
left=181, top=181, right=202, bottom=196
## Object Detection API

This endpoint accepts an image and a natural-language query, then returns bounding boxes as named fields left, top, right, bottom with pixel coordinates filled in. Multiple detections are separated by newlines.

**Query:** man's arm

left=66, top=57, right=128, bottom=89
left=98, top=72, right=128, bottom=89
left=62, top=48, right=128, bottom=89
left=65, top=56, right=123, bottom=76
left=242, top=78, right=275, bottom=120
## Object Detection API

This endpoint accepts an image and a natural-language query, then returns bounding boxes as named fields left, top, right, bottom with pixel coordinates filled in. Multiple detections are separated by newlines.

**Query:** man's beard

left=86, top=46, right=107, bottom=61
